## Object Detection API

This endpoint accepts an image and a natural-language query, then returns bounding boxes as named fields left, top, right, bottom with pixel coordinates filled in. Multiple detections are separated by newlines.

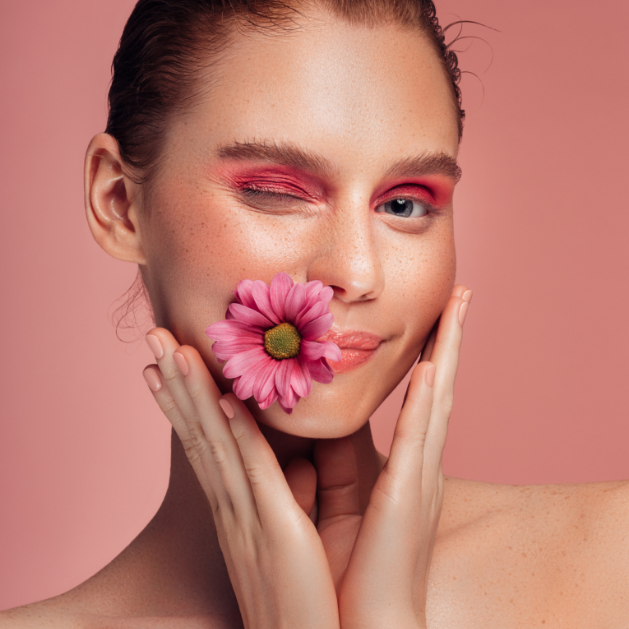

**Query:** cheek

left=142, top=186, right=324, bottom=336
left=386, top=221, right=455, bottom=343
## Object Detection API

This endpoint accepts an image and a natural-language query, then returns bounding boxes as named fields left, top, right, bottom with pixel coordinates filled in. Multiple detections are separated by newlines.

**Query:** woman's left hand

left=313, top=285, right=471, bottom=629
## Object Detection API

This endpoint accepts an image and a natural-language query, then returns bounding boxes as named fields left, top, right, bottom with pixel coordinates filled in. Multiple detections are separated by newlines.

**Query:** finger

left=374, top=361, right=435, bottom=508
left=422, top=289, right=471, bottom=469
left=142, top=364, right=220, bottom=512
left=225, top=394, right=307, bottom=527
left=284, top=458, right=317, bottom=517
left=173, top=344, right=258, bottom=521
left=146, top=328, right=200, bottom=425
left=420, top=285, right=470, bottom=364
left=146, top=328, right=252, bottom=520
left=451, top=283, right=470, bottom=300
left=419, top=319, right=438, bottom=364
left=314, top=438, right=360, bottom=531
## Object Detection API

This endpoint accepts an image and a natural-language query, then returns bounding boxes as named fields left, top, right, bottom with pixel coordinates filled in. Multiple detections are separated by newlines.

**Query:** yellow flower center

left=264, top=322, right=301, bottom=360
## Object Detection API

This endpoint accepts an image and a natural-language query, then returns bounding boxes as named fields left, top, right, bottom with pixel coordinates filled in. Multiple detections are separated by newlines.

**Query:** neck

left=82, top=421, right=384, bottom=621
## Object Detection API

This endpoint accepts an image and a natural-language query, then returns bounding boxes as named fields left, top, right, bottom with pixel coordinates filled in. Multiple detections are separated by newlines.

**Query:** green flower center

left=264, top=322, right=301, bottom=360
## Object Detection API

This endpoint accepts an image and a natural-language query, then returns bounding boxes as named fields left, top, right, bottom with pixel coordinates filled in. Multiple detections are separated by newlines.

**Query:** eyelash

left=238, top=184, right=441, bottom=219
left=376, top=195, right=439, bottom=218
left=240, top=184, right=307, bottom=201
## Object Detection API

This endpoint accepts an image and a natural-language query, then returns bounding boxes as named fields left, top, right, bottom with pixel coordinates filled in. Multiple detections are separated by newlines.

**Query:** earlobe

left=84, top=133, right=147, bottom=264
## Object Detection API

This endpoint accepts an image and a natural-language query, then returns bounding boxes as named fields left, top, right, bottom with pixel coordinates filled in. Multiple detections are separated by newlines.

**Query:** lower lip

left=328, top=347, right=379, bottom=374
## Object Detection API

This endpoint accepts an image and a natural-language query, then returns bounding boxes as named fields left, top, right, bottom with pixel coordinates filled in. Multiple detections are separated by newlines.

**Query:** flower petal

left=295, top=300, right=328, bottom=328
left=252, top=280, right=280, bottom=324
left=259, top=388, right=279, bottom=410
left=274, top=358, right=295, bottom=399
left=279, top=385, right=298, bottom=411
left=223, top=347, right=268, bottom=379
left=270, top=272, right=293, bottom=321
left=304, top=280, right=323, bottom=301
left=299, top=339, right=341, bottom=362
left=284, top=283, right=307, bottom=323
left=233, top=370, right=257, bottom=400
left=206, top=319, right=263, bottom=341
left=318, top=285, right=334, bottom=305
left=320, top=340, right=341, bottom=361
left=253, top=358, right=279, bottom=403
left=308, top=357, right=334, bottom=384
left=228, top=303, right=273, bottom=329
left=299, top=340, right=326, bottom=361
left=234, top=279, right=257, bottom=309
left=290, top=358, right=312, bottom=398
left=212, top=340, right=264, bottom=361
left=300, top=313, right=334, bottom=340
left=278, top=399, right=294, bottom=414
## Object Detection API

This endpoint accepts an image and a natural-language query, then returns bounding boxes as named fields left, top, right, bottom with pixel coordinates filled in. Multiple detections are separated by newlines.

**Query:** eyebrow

left=384, top=152, right=462, bottom=183
left=216, top=140, right=462, bottom=183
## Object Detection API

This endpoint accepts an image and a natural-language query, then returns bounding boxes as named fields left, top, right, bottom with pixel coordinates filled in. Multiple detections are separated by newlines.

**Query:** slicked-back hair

left=106, top=0, right=464, bottom=184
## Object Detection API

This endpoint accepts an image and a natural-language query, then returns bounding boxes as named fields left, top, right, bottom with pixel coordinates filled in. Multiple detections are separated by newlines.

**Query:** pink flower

left=206, top=272, right=341, bottom=414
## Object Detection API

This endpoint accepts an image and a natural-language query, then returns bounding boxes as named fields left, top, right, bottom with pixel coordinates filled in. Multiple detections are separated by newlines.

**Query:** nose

left=307, top=194, right=385, bottom=303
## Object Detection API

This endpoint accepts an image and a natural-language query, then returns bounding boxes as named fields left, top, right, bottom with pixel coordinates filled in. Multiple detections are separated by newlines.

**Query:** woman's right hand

left=142, top=329, right=340, bottom=629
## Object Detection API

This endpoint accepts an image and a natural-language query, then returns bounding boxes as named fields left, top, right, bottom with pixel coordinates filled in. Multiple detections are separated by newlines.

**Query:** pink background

left=1, top=0, right=628, bottom=610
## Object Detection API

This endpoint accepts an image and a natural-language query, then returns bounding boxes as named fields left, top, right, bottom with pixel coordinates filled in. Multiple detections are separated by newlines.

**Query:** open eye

left=375, top=197, right=428, bottom=218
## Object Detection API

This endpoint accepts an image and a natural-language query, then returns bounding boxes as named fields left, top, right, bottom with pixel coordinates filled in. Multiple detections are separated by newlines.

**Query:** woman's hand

left=315, top=285, right=471, bottom=629
left=142, top=330, right=340, bottom=629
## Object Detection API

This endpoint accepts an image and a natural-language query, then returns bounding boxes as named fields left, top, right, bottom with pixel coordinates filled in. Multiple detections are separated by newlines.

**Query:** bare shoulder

left=433, top=476, right=629, bottom=625
left=0, top=597, right=85, bottom=628
left=440, top=475, right=629, bottom=552
left=0, top=598, right=223, bottom=629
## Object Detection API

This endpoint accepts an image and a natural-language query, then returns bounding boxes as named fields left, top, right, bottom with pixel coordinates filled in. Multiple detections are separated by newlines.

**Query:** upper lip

left=318, top=328, right=383, bottom=350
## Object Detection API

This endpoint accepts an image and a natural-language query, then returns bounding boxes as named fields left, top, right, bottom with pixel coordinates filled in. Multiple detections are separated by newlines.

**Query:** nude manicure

left=143, top=368, right=162, bottom=392
left=462, top=289, right=473, bottom=304
left=146, top=334, right=164, bottom=360
left=425, top=363, right=436, bottom=387
left=458, top=301, right=469, bottom=327
left=219, top=398, right=235, bottom=419
left=173, top=352, right=189, bottom=376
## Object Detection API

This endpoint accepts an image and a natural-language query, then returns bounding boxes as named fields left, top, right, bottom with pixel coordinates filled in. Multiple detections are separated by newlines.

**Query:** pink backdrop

left=1, top=0, right=628, bottom=610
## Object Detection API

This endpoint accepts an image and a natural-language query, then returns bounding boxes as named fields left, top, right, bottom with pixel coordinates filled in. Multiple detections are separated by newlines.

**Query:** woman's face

left=138, top=10, right=460, bottom=438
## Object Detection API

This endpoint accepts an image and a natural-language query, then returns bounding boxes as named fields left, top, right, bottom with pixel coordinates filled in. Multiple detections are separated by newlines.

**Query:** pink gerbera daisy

left=206, top=272, right=341, bottom=414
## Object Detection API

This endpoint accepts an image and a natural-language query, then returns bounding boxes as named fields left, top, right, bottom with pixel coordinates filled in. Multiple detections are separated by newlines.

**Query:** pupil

left=391, top=198, right=412, bottom=216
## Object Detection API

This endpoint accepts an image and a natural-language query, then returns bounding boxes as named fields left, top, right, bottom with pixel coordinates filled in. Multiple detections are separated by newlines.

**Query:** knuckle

left=244, top=463, right=266, bottom=485
left=180, top=430, right=208, bottom=462
left=372, top=482, right=402, bottom=512
left=230, top=423, right=247, bottom=442
left=440, top=392, right=454, bottom=416
left=159, top=395, right=181, bottom=417
left=208, top=438, right=228, bottom=466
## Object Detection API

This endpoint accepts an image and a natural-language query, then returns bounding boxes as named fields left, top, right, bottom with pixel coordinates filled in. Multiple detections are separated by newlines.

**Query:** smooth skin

left=139, top=285, right=466, bottom=629
left=4, top=6, right=629, bottom=629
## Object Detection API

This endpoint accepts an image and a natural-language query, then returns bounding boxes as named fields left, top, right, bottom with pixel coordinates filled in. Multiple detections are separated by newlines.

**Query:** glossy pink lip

left=318, top=329, right=383, bottom=349
left=318, top=329, right=383, bottom=373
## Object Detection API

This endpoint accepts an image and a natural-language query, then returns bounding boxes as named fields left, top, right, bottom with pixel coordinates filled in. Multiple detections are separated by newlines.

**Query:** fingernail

left=462, top=289, right=473, bottom=303
left=425, top=363, right=436, bottom=387
left=143, top=368, right=162, bottom=392
left=458, top=301, right=469, bottom=327
left=219, top=397, right=235, bottom=419
left=173, top=352, right=189, bottom=376
left=146, top=334, right=164, bottom=360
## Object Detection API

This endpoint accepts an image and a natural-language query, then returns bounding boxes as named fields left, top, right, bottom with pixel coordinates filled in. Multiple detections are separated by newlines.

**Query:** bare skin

left=3, top=7, right=629, bottom=629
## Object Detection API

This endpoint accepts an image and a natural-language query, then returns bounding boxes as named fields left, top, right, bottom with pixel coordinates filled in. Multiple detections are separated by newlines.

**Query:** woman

left=2, top=0, right=628, bottom=627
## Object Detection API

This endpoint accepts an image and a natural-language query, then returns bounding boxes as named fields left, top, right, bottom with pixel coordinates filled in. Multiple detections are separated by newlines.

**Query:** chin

left=241, top=355, right=405, bottom=439
left=246, top=393, right=372, bottom=439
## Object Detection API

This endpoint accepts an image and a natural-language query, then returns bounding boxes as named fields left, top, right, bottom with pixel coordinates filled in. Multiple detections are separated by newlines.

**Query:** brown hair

left=106, top=0, right=465, bottom=184
left=106, top=0, right=466, bottom=339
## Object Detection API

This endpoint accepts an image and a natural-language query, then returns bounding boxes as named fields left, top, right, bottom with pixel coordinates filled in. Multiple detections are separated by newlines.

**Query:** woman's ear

left=84, top=133, right=146, bottom=264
